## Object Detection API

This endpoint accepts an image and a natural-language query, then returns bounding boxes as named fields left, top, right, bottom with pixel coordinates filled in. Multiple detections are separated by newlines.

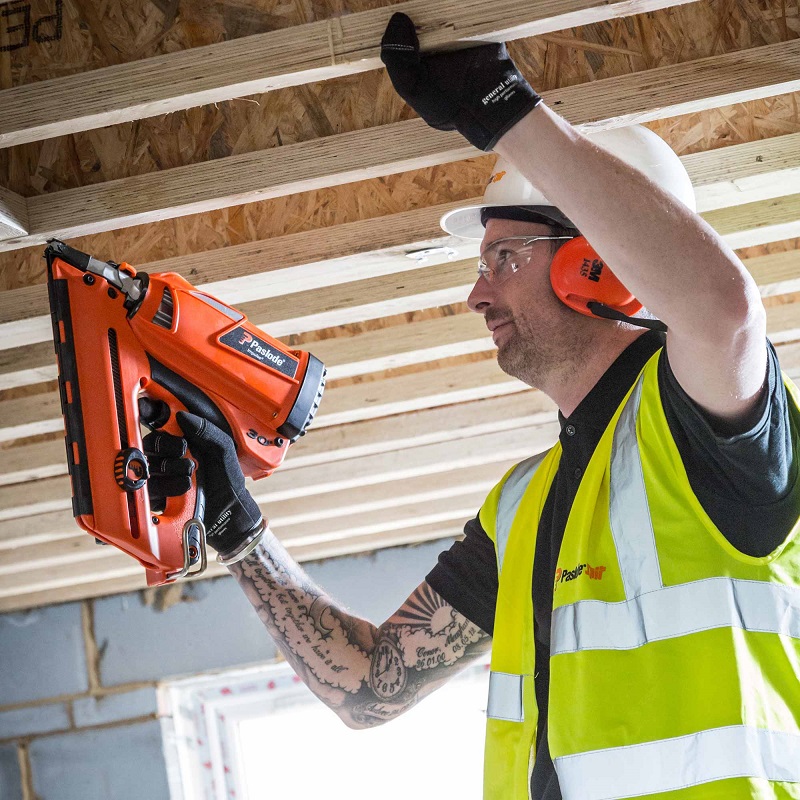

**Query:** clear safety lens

left=477, top=236, right=573, bottom=285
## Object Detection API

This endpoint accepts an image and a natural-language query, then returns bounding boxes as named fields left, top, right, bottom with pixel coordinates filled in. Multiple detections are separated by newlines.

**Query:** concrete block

left=0, top=702, right=70, bottom=739
left=306, top=539, right=453, bottom=622
left=72, top=687, right=157, bottom=728
left=93, top=539, right=452, bottom=686
left=29, top=720, right=169, bottom=800
left=93, top=577, right=278, bottom=685
left=0, top=743, right=23, bottom=800
left=0, top=604, right=88, bottom=706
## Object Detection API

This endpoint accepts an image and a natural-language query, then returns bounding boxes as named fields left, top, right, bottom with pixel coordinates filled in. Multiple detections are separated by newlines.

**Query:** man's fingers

left=381, top=12, right=425, bottom=96
left=380, top=12, right=420, bottom=64
left=138, top=397, right=171, bottom=429
left=142, top=430, right=186, bottom=459
left=148, top=474, right=193, bottom=499
left=147, top=455, right=195, bottom=479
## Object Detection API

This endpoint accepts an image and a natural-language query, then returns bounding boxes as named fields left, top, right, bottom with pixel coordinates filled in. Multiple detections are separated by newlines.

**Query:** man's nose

left=467, top=275, right=494, bottom=313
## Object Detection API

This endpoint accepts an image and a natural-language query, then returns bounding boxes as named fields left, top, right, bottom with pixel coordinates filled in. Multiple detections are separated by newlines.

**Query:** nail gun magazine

left=44, top=240, right=326, bottom=587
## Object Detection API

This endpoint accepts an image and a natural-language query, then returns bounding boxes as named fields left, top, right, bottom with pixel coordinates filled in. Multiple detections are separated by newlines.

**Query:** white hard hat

left=440, top=125, right=696, bottom=240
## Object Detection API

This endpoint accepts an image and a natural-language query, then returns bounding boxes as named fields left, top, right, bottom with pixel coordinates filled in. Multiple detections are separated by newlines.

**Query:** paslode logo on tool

left=220, top=326, right=298, bottom=379
left=555, top=562, right=607, bottom=592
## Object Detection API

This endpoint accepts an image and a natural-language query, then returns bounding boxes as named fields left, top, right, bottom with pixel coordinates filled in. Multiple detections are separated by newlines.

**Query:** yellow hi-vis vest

left=479, top=349, right=800, bottom=800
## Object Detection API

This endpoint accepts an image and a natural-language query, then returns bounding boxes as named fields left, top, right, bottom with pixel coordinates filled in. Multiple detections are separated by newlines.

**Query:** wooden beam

left=0, top=462, right=516, bottom=577
left=3, top=40, right=799, bottom=252
left=687, top=133, right=800, bottom=212
left=0, top=198, right=476, bottom=346
left=0, top=352, right=524, bottom=443
left=747, top=249, right=800, bottom=297
left=4, top=129, right=797, bottom=334
left=0, top=417, right=558, bottom=528
left=0, top=230, right=798, bottom=397
left=0, top=519, right=468, bottom=614
left=6, top=275, right=800, bottom=444
left=242, top=259, right=476, bottom=338
left=0, top=0, right=702, bottom=149
left=0, top=187, right=28, bottom=239
left=708, top=193, right=800, bottom=250
left=3, top=137, right=800, bottom=357
left=0, top=390, right=556, bottom=488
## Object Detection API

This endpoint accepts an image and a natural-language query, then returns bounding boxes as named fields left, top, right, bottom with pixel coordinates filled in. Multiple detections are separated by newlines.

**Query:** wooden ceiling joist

left=0, top=0, right=703, bottom=149
left=0, top=518, right=471, bottom=614
left=0, top=520, right=454, bottom=613
left=0, top=390, right=557, bottom=489
left=685, top=132, right=800, bottom=212
left=1, top=416, right=560, bottom=533
left=1, top=235, right=799, bottom=397
left=0, top=198, right=473, bottom=332
left=0, top=354, right=527, bottom=443
left=704, top=193, right=800, bottom=250
left=3, top=40, right=799, bottom=253
left=0, top=187, right=29, bottom=239
left=3, top=124, right=800, bottom=352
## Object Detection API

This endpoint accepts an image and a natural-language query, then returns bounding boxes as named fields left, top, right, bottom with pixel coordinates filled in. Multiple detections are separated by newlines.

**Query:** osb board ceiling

left=0, top=0, right=799, bottom=611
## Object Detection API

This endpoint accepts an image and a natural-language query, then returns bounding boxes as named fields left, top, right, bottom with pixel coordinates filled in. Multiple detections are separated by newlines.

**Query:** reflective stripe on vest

left=556, top=725, right=800, bottom=800
left=495, top=451, right=549, bottom=576
left=608, top=374, right=662, bottom=597
left=486, top=450, right=549, bottom=725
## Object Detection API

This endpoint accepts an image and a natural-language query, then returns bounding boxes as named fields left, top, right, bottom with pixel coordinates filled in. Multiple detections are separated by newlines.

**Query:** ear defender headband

left=549, top=237, right=667, bottom=332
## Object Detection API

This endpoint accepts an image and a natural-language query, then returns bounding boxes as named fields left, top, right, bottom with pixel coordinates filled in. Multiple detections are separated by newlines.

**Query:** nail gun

left=45, top=240, right=326, bottom=586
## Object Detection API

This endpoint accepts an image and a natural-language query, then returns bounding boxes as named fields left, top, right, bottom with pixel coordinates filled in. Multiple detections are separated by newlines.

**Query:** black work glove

left=175, top=411, right=263, bottom=557
left=139, top=398, right=194, bottom=514
left=380, top=12, right=542, bottom=151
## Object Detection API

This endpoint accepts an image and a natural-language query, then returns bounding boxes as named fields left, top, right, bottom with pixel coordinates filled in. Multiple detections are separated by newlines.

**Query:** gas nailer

left=45, top=240, right=326, bottom=586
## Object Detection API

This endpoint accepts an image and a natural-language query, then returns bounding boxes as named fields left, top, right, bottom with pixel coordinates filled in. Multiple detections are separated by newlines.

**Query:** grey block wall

left=0, top=539, right=452, bottom=799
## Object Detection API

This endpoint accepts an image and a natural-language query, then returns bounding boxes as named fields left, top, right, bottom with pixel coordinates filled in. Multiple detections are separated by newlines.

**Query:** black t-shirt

left=426, top=331, right=800, bottom=800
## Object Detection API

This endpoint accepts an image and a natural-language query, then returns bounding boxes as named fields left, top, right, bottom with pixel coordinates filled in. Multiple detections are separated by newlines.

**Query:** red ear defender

left=549, top=236, right=642, bottom=318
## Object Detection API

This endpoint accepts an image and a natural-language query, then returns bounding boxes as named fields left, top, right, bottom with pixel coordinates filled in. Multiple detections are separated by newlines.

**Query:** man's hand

left=174, top=411, right=263, bottom=557
left=138, top=398, right=262, bottom=556
left=139, top=397, right=193, bottom=514
left=380, top=12, right=542, bottom=151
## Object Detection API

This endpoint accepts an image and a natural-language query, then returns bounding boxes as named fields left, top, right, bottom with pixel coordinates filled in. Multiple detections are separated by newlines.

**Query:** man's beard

left=495, top=310, right=596, bottom=390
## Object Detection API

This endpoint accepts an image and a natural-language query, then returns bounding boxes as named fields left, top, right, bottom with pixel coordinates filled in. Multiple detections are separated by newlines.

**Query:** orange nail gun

left=45, top=240, right=326, bottom=586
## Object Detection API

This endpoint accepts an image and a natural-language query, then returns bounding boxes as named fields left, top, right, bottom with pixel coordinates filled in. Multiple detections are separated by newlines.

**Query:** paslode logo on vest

left=554, top=562, right=607, bottom=592
left=220, top=326, right=298, bottom=379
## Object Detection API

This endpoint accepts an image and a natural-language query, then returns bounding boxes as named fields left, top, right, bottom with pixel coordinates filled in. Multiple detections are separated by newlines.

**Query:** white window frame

left=160, top=657, right=490, bottom=800
left=160, top=661, right=306, bottom=800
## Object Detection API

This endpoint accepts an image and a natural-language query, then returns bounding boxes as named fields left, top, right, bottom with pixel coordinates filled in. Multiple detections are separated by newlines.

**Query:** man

left=145, top=13, right=800, bottom=798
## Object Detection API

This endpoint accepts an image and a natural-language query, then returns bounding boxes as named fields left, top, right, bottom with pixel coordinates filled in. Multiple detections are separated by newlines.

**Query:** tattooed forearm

left=229, top=531, right=376, bottom=709
left=229, top=529, right=490, bottom=729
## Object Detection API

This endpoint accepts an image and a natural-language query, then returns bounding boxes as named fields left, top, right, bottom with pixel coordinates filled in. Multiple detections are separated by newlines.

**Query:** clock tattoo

left=370, top=639, right=407, bottom=699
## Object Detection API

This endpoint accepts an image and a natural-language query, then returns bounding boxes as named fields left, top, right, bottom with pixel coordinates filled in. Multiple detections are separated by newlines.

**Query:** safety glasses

left=477, top=236, right=574, bottom=285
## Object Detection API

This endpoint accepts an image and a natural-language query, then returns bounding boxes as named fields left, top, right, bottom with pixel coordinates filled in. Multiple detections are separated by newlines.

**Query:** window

left=161, top=658, right=490, bottom=800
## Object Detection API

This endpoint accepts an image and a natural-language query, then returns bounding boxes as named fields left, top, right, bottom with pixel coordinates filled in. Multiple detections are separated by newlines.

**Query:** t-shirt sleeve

left=426, top=515, right=498, bottom=636
left=658, top=339, right=800, bottom=557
